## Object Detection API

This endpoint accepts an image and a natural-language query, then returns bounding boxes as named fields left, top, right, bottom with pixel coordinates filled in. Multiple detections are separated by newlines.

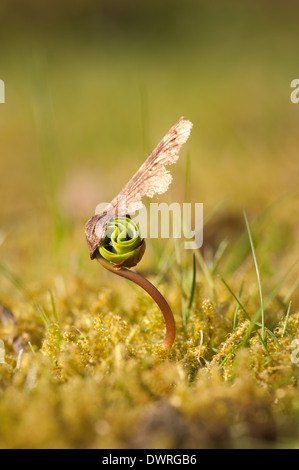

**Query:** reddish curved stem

left=96, top=256, right=176, bottom=349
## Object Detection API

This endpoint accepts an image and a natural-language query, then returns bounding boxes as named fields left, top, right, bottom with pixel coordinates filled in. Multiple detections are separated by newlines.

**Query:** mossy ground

left=1, top=219, right=299, bottom=449
left=1, top=1, right=299, bottom=449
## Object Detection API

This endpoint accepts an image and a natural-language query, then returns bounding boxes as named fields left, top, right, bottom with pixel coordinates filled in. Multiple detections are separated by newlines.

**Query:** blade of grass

left=154, top=248, right=177, bottom=286
left=28, top=341, right=36, bottom=356
left=243, top=208, right=265, bottom=342
left=224, top=194, right=293, bottom=276
left=250, top=257, right=298, bottom=320
left=255, top=322, right=281, bottom=347
left=185, top=152, right=191, bottom=204
left=283, top=276, right=299, bottom=305
left=49, top=289, right=59, bottom=323
left=139, top=83, right=150, bottom=156
left=219, top=346, right=239, bottom=368
left=182, top=253, right=197, bottom=327
left=173, top=236, right=186, bottom=316
left=233, top=280, right=244, bottom=331
left=218, top=274, right=269, bottom=352
left=36, top=304, right=51, bottom=328
left=0, top=261, right=28, bottom=299
left=210, top=238, right=229, bottom=275
left=282, top=301, right=292, bottom=337
left=195, top=250, right=218, bottom=305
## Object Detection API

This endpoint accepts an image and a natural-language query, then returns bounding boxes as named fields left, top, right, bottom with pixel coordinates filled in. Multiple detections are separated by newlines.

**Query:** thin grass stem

left=233, top=280, right=244, bottom=331
left=182, top=253, right=196, bottom=327
left=282, top=301, right=292, bottom=337
left=243, top=208, right=265, bottom=342
left=218, top=274, right=269, bottom=353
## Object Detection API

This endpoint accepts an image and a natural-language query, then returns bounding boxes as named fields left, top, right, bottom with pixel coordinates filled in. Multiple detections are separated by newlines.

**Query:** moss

left=0, top=265, right=298, bottom=449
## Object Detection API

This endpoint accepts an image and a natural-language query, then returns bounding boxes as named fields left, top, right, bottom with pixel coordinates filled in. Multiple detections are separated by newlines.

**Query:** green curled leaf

left=98, top=217, right=145, bottom=268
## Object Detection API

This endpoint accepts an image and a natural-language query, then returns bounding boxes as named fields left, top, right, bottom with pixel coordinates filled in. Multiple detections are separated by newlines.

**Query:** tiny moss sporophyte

left=85, top=117, right=193, bottom=349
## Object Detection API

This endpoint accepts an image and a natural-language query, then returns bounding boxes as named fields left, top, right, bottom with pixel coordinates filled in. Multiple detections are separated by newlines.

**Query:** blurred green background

left=0, top=0, right=298, bottom=287
left=1, top=2, right=299, bottom=450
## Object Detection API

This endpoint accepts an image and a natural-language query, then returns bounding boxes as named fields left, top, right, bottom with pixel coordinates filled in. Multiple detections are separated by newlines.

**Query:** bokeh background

left=1, top=0, right=299, bottom=451
left=0, top=0, right=298, bottom=297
